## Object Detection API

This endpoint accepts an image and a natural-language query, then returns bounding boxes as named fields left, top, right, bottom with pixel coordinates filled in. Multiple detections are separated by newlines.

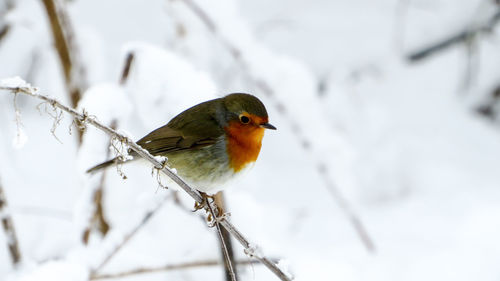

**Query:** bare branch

left=41, top=0, right=78, bottom=106
left=476, top=85, right=500, bottom=120
left=91, top=194, right=169, bottom=275
left=206, top=195, right=237, bottom=281
left=407, top=9, right=500, bottom=62
left=90, top=259, right=264, bottom=280
left=0, top=176, right=22, bottom=266
left=119, top=52, right=135, bottom=85
left=0, top=25, right=9, bottom=42
left=40, top=0, right=87, bottom=142
left=177, top=0, right=375, bottom=253
left=0, top=83, right=293, bottom=281
left=0, top=0, right=14, bottom=46
left=82, top=121, right=116, bottom=244
left=214, top=192, right=239, bottom=281
left=317, top=163, right=375, bottom=252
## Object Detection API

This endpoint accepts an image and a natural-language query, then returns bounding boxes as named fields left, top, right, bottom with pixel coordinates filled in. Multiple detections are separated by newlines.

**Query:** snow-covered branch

left=0, top=80, right=293, bottom=281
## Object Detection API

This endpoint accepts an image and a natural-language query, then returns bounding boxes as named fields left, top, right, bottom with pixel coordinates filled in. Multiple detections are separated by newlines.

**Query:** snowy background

left=1, top=0, right=500, bottom=280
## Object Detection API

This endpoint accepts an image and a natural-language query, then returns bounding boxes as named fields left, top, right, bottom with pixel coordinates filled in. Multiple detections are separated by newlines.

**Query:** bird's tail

left=86, top=158, right=119, bottom=174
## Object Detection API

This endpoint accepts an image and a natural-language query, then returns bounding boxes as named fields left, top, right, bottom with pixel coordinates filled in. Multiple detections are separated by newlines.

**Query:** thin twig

left=82, top=120, right=116, bottom=244
left=83, top=54, right=135, bottom=241
left=91, top=195, right=169, bottom=275
left=0, top=176, right=22, bottom=266
left=40, top=0, right=87, bottom=142
left=407, top=9, right=500, bottom=62
left=206, top=196, right=237, bottom=281
left=119, top=52, right=135, bottom=85
left=0, top=25, right=9, bottom=42
left=0, top=0, right=14, bottom=45
left=214, top=192, right=239, bottom=281
left=0, top=83, right=293, bottom=281
left=317, top=163, right=375, bottom=252
left=91, top=259, right=264, bottom=280
left=177, top=0, right=375, bottom=253
left=476, top=85, right=500, bottom=120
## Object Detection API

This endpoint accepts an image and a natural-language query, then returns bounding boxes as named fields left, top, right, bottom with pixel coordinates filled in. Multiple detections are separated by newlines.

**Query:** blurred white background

left=1, top=0, right=500, bottom=280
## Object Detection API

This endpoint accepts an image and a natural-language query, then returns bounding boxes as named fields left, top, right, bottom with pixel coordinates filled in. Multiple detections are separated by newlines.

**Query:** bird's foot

left=193, top=192, right=227, bottom=226
left=193, top=192, right=214, bottom=211
left=207, top=211, right=231, bottom=228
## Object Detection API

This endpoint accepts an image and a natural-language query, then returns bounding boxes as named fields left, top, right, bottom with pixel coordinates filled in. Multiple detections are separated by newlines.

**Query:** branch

left=317, top=164, right=375, bottom=252
left=476, top=85, right=500, bottom=120
left=0, top=176, right=22, bottom=266
left=206, top=196, right=237, bottom=281
left=177, top=0, right=375, bottom=253
left=0, top=25, right=9, bottom=43
left=82, top=120, right=116, bottom=245
left=83, top=50, right=134, bottom=244
left=40, top=0, right=88, bottom=143
left=90, top=259, right=265, bottom=280
left=407, top=9, right=500, bottom=62
left=0, top=0, right=14, bottom=46
left=214, top=192, right=239, bottom=281
left=0, top=83, right=293, bottom=281
left=119, top=52, right=135, bottom=85
left=91, top=194, right=169, bottom=275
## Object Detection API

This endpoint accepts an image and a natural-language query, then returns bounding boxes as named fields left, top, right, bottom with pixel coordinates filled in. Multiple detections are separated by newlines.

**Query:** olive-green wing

left=136, top=125, right=217, bottom=155
left=136, top=100, right=225, bottom=156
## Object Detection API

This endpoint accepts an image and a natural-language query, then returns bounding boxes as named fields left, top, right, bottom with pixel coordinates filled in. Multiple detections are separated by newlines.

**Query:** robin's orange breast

left=224, top=119, right=265, bottom=172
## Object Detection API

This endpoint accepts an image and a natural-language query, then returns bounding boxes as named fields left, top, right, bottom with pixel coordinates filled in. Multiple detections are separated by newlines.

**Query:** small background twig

left=81, top=120, right=116, bottom=244
left=40, top=0, right=88, bottom=141
left=91, top=195, right=169, bottom=276
left=91, top=259, right=265, bottom=280
left=407, top=9, right=500, bottom=62
left=0, top=176, right=22, bottom=266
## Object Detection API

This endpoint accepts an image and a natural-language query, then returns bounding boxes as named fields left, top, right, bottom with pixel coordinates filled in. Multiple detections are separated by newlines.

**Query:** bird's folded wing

left=136, top=124, right=219, bottom=156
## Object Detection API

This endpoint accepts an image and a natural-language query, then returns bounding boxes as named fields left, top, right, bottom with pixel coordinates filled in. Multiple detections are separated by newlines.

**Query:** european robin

left=87, top=93, right=276, bottom=195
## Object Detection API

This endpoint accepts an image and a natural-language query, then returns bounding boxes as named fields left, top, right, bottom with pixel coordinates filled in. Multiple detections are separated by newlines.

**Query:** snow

left=0, top=77, right=31, bottom=89
left=276, top=259, right=293, bottom=280
left=244, top=243, right=263, bottom=259
left=8, top=261, right=88, bottom=281
left=1, top=0, right=500, bottom=281
left=122, top=42, right=218, bottom=128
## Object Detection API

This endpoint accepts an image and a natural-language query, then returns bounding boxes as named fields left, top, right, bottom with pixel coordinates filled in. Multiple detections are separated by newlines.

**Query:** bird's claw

left=193, top=192, right=214, bottom=212
left=192, top=192, right=227, bottom=226
left=207, top=211, right=231, bottom=227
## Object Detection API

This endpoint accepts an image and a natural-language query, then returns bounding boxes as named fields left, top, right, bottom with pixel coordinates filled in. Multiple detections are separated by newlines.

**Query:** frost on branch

left=277, top=259, right=294, bottom=280
left=244, top=243, right=263, bottom=259
left=0, top=77, right=30, bottom=149
left=12, top=92, right=27, bottom=149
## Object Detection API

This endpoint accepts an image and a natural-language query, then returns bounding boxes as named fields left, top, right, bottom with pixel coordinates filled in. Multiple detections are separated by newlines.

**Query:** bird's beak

left=260, top=122, right=277, bottom=130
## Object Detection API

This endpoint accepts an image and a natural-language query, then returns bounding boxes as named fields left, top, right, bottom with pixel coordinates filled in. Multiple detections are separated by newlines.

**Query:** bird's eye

left=239, top=115, right=250, bottom=124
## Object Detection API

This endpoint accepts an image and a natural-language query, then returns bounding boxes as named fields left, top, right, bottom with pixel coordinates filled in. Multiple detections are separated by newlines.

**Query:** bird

left=87, top=93, right=276, bottom=195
